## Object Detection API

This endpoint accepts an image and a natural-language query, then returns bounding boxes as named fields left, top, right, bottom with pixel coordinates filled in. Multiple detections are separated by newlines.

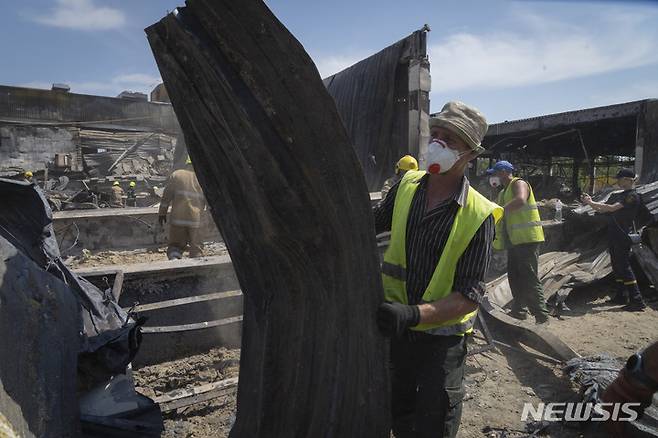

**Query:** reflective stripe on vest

left=422, top=317, right=476, bottom=336
left=381, top=170, right=503, bottom=336
left=494, top=177, right=545, bottom=249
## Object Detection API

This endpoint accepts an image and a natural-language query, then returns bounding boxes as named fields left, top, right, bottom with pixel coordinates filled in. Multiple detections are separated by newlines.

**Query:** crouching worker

left=158, top=156, right=207, bottom=259
left=373, top=101, right=502, bottom=438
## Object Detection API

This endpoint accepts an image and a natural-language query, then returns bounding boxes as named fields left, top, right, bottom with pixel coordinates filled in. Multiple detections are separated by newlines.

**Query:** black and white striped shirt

left=373, top=174, right=495, bottom=305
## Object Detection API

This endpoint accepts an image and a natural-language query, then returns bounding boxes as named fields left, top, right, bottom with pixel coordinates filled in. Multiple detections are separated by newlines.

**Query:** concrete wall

left=53, top=207, right=222, bottom=253
left=0, top=124, right=77, bottom=172
left=0, top=85, right=178, bottom=132
left=53, top=194, right=383, bottom=253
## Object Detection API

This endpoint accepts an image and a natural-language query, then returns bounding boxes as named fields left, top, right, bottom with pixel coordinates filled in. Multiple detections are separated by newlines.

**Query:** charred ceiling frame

left=431, top=99, right=658, bottom=192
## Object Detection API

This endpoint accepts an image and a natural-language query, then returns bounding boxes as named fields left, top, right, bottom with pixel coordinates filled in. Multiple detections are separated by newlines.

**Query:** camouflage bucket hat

left=429, top=101, right=488, bottom=153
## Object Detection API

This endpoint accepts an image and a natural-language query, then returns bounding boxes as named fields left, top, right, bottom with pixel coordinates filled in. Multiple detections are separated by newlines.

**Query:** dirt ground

left=125, top=277, right=657, bottom=438
left=64, top=241, right=228, bottom=269
left=133, top=348, right=240, bottom=438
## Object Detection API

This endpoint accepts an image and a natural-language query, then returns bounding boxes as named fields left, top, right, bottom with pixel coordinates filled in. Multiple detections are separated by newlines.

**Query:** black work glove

left=158, top=215, right=167, bottom=226
left=377, top=302, right=420, bottom=337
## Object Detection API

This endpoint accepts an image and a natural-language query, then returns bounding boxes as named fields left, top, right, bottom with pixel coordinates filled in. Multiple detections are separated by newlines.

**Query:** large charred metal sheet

left=146, top=1, right=388, bottom=437
left=323, top=30, right=429, bottom=191
left=0, top=234, right=80, bottom=438
left=0, top=179, right=141, bottom=379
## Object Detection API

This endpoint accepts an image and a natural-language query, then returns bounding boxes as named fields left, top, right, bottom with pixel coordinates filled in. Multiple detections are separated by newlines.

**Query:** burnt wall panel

left=323, top=31, right=428, bottom=191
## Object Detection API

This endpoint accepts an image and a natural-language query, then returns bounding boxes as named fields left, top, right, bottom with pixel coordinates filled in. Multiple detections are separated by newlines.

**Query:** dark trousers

left=508, top=242, right=548, bottom=317
left=609, top=239, right=643, bottom=302
left=390, top=333, right=467, bottom=438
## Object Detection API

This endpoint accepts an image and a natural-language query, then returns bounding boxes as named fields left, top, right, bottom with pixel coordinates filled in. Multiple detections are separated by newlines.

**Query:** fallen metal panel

left=74, top=254, right=232, bottom=278
left=141, top=316, right=243, bottom=334
left=481, top=246, right=614, bottom=361
left=130, top=289, right=242, bottom=313
left=146, top=1, right=389, bottom=435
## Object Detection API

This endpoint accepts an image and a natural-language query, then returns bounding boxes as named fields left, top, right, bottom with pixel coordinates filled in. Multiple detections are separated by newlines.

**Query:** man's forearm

left=587, top=201, right=618, bottom=213
left=417, top=293, right=478, bottom=325
left=504, top=198, right=526, bottom=213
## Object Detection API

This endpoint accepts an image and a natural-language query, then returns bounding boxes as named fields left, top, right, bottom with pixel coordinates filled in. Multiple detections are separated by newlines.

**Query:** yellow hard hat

left=25, top=171, right=33, bottom=178
left=395, top=155, right=418, bottom=174
left=185, top=156, right=192, bottom=165
left=113, top=181, right=120, bottom=186
left=129, top=181, right=136, bottom=187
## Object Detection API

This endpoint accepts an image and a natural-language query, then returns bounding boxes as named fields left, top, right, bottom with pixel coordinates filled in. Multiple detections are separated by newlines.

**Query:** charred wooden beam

left=146, top=1, right=389, bottom=437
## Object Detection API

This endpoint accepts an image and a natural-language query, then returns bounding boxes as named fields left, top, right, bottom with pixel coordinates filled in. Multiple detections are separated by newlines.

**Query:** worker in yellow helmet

left=158, top=156, right=207, bottom=259
left=381, top=155, right=419, bottom=200
left=24, top=171, right=33, bottom=183
left=110, top=181, right=125, bottom=208
left=126, top=181, right=137, bottom=207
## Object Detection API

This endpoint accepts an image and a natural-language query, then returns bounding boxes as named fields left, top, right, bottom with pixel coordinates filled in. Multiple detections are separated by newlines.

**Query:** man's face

left=617, top=177, right=634, bottom=189
left=429, top=126, right=475, bottom=172
left=430, top=127, right=470, bottom=154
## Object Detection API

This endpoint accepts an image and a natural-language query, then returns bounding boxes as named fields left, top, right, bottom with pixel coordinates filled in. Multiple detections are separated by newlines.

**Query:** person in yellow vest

left=381, top=155, right=419, bottom=200
left=158, top=156, right=207, bottom=259
left=373, top=101, right=503, bottom=438
left=487, top=160, right=549, bottom=323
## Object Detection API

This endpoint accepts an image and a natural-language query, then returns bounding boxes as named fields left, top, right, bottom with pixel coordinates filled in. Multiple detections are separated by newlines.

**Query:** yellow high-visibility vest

left=493, top=177, right=544, bottom=250
left=381, top=170, right=503, bottom=336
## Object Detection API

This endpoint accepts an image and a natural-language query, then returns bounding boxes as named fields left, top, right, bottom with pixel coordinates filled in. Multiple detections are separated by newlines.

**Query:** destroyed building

left=0, top=84, right=183, bottom=208
left=448, top=99, right=658, bottom=200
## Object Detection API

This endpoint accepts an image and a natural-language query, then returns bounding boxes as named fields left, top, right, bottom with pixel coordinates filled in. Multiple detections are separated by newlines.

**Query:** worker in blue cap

left=487, top=160, right=549, bottom=324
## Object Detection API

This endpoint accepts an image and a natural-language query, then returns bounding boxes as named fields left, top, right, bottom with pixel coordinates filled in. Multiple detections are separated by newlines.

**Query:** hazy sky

left=3, top=0, right=658, bottom=122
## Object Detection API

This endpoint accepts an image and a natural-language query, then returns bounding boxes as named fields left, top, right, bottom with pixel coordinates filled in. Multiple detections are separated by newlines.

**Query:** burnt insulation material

left=565, top=354, right=658, bottom=437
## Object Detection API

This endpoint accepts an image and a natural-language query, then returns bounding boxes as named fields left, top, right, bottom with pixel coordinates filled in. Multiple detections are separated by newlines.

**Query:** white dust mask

left=489, top=176, right=501, bottom=188
left=426, top=139, right=464, bottom=174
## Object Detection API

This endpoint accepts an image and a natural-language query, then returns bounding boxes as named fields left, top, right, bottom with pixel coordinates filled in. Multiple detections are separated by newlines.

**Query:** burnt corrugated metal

left=323, top=30, right=429, bottom=191
left=79, top=129, right=176, bottom=177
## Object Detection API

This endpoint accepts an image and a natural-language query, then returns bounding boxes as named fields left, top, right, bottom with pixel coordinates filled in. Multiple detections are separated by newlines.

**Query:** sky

left=2, top=0, right=658, bottom=123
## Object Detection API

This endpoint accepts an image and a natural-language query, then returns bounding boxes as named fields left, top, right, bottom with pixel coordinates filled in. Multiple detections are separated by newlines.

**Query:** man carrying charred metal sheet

left=487, top=160, right=550, bottom=324
left=581, top=168, right=647, bottom=311
left=158, top=156, right=206, bottom=260
left=381, top=155, right=419, bottom=200
left=110, top=181, right=125, bottom=208
left=373, top=101, right=503, bottom=438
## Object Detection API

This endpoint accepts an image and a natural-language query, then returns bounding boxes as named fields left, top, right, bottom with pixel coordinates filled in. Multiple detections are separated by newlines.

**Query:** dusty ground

left=133, top=348, right=240, bottom=438
left=64, top=241, right=228, bottom=269
left=126, top=279, right=657, bottom=438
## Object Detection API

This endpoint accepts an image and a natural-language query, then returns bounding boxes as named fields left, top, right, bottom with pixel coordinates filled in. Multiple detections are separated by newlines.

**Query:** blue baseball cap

left=486, top=160, right=514, bottom=174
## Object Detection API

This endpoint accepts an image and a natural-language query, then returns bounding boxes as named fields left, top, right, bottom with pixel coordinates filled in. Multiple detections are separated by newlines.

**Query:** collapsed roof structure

left=459, top=100, right=658, bottom=197
left=0, top=84, right=180, bottom=179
